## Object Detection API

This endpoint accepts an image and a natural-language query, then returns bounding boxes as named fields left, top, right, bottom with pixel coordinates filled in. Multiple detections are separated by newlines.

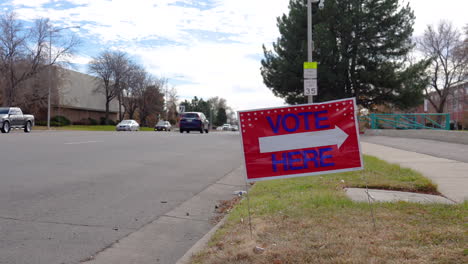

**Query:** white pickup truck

left=0, top=107, right=35, bottom=133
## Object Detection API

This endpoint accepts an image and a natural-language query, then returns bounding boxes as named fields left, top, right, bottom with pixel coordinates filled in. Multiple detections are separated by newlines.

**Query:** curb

left=175, top=213, right=230, bottom=264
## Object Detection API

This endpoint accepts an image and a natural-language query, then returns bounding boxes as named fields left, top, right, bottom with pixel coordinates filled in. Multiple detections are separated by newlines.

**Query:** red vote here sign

left=238, top=98, right=363, bottom=182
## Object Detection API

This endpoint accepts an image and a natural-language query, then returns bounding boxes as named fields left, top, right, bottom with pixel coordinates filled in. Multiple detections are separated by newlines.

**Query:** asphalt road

left=0, top=130, right=242, bottom=264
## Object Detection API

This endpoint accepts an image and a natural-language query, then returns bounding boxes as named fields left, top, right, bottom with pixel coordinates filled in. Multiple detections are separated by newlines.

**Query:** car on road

left=155, top=120, right=172, bottom=131
left=222, top=124, right=232, bottom=131
left=179, top=112, right=209, bottom=133
left=116, top=120, right=140, bottom=131
left=0, top=107, right=34, bottom=133
left=231, top=125, right=239, bottom=131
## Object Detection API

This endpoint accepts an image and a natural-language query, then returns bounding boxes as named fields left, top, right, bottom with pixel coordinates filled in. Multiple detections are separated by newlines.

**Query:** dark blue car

left=179, top=112, right=209, bottom=133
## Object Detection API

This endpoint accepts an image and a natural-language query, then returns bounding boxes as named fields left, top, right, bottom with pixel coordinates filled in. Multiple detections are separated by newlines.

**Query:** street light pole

left=307, top=0, right=313, bottom=104
left=47, top=25, right=80, bottom=129
left=47, top=31, right=52, bottom=129
left=306, top=0, right=324, bottom=104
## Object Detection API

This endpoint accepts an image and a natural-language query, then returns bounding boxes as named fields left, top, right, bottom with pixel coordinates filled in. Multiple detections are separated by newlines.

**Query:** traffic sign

left=303, top=62, right=317, bottom=69
left=304, top=68, right=317, bottom=79
left=304, top=79, right=317, bottom=96
left=178, top=105, right=185, bottom=113
left=238, top=98, right=363, bottom=182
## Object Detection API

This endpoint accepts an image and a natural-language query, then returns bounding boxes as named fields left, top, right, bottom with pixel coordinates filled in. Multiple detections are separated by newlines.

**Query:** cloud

left=9, top=0, right=466, bottom=111
left=7, top=0, right=289, bottom=110
left=124, top=40, right=284, bottom=110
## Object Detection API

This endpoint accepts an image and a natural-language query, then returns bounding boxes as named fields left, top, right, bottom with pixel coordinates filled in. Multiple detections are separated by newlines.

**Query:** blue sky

left=1, top=0, right=466, bottom=111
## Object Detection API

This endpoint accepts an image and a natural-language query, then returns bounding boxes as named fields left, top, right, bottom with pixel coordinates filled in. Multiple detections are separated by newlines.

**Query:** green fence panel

left=367, top=113, right=450, bottom=130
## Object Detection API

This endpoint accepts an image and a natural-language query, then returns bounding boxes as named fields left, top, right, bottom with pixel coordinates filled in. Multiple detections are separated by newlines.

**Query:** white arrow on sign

left=258, top=126, right=349, bottom=153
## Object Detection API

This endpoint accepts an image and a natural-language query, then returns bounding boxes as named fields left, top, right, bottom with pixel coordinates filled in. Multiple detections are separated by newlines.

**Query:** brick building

left=414, top=82, right=468, bottom=129
left=53, top=68, right=120, bottom=124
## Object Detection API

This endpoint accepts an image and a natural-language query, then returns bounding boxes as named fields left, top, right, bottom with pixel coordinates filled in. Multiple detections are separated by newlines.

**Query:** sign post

left=238, top=98, right=363, bottom=182
left=304, top=62, right=318, bottom=97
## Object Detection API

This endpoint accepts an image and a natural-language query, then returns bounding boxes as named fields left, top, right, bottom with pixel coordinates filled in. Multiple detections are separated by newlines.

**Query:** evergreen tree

left=215, top=107, right=227, bottom=126
left=261, top=0, right=428, bottom=110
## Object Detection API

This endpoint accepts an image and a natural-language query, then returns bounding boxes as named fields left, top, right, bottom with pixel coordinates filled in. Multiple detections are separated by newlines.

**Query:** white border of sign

left=237, top=97, right=364, bottom=183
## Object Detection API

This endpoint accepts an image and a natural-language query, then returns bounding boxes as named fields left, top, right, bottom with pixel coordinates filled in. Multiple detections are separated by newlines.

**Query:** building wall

left=53, top=106, right=118, bottom=124
left=413, top=83, right=468, bottom=129
left=57, top=69, right=120, bottom=123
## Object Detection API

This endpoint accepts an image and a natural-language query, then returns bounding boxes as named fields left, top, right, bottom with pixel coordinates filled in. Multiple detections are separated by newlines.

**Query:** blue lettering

left=314, top=110, right=330, bottom=129
left=319, top=147, right=334, bottom=167
left=266, top=110, right=331, bottom=133
left=303, top=150, right=318, bottom=168
left=298, top=112, right=314, bottom=130
left=266, top=115, right=281, bottom=133
left=282, top=113, right=300, bottom=132
left=287, top=151, right=303, bottom=170
left=272, top=153, right=288, bottom=172
left=271, top=148, right=335, bottom=173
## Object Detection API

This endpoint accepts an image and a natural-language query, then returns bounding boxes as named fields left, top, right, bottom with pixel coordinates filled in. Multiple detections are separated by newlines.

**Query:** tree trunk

left=105, top=100, right=110, bottom=125
left=118, top=92, right=122, bottom=121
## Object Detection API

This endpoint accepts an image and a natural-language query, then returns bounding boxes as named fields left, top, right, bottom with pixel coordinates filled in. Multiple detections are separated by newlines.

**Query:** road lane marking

left=64, top=140, right=102, bottom=145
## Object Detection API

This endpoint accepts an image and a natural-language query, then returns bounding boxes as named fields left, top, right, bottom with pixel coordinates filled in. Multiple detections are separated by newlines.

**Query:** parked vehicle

left=222, top=124, right=232, bottom=131
left=231, top=125, right=239, bottom=131
left=179, top=112, right=209, bottom=133
left=155, top=120, right=172, bottom=131
left=116, top=120, right=140, bottom=131
left=0, top=107, right=34, bottom=133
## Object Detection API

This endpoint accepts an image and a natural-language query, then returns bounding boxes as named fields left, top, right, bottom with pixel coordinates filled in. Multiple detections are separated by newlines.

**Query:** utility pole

left=47, top=24, right=80, bottom=129
left=305, top=0, right=324, bottom=104
left=307, top=0, right=313, bottom=104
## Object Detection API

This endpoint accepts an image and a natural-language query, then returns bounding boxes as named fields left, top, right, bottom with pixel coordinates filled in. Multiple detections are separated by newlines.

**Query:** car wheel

left=205, top=128, right=209, bottom=133
left=24, top=121, right=32, bottom=133
left=180, top=129, right=183, bottom=133
left=1, top=121, right=11, bottom=133
left=186, top=130, right=190, bottom=133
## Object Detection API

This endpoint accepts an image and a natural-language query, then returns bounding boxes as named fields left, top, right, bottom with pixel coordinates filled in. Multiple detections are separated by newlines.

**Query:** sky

left=1, top=0, right=466, bottom=111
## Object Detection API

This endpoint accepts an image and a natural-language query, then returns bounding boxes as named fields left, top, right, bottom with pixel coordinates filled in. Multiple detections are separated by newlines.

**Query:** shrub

left=51, top=115, right=71, bottom=126
left=99, top=117, right=116, bottom=125
left=35, top=121, right=46, bottom=126
left=88, top=118, right=98, bottom=125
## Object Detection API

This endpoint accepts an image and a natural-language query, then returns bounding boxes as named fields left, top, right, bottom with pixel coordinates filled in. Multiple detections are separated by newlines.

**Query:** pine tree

left=215, top=107, right=227, bottom=126
left=261, top=0, right=428, bottom=109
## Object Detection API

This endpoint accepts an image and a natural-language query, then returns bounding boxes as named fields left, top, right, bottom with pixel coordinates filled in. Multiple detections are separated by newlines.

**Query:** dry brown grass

left=191, top=156, right=467, bottom=264
left=194, top=206, right=466, bottom=264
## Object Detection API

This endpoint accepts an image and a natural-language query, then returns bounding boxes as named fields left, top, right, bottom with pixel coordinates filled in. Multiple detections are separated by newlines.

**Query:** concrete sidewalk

left=361, top=142, right=468, bottom=203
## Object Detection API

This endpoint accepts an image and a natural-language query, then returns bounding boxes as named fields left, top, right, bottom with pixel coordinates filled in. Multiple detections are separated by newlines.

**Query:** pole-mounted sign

left=238, top=98, right=363, bottom=182
left=178, top=105, right=185, bottom=113
left=304, top=62, right=318, bottom=96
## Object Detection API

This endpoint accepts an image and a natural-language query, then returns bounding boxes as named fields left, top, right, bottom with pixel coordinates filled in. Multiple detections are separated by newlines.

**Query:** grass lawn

left=35, top=125, right=155, bottom=131
left=192, top=155, right=467, bottom=264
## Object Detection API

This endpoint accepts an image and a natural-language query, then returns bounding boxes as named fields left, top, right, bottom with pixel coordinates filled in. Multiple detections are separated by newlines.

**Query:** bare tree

left=137, top=77, right=165, bottom=127
left=88, top=50, right=130, bottom=124
left=122, top=63, right=146, bottom=120
left=0, top=12, right=79, bottom=107
left=418, top=21, right=468, bottom=113
left=165, top=86, right=178, bottom=124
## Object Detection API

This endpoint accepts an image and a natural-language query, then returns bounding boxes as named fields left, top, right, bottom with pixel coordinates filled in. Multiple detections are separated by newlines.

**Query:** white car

left=116, top=120, right=140, bottom=131
left=155, top=120, right=172, bottom=131
left=222, top=124, right=232, bottom=131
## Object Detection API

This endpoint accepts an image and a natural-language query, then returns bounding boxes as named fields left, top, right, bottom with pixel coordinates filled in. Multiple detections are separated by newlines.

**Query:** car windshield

left=0, top=108, right=9, bottom=114
left=156, top=121, right=166, bottom=126
left=182, top=113, right=198, bottom=118
left=120, top=120, right=133, bottom=124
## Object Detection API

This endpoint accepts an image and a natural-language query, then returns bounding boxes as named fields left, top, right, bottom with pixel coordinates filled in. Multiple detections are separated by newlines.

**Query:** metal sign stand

left=245, top=181, right=254, bottom=239
left=362, top=170, right=377, bottom=230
